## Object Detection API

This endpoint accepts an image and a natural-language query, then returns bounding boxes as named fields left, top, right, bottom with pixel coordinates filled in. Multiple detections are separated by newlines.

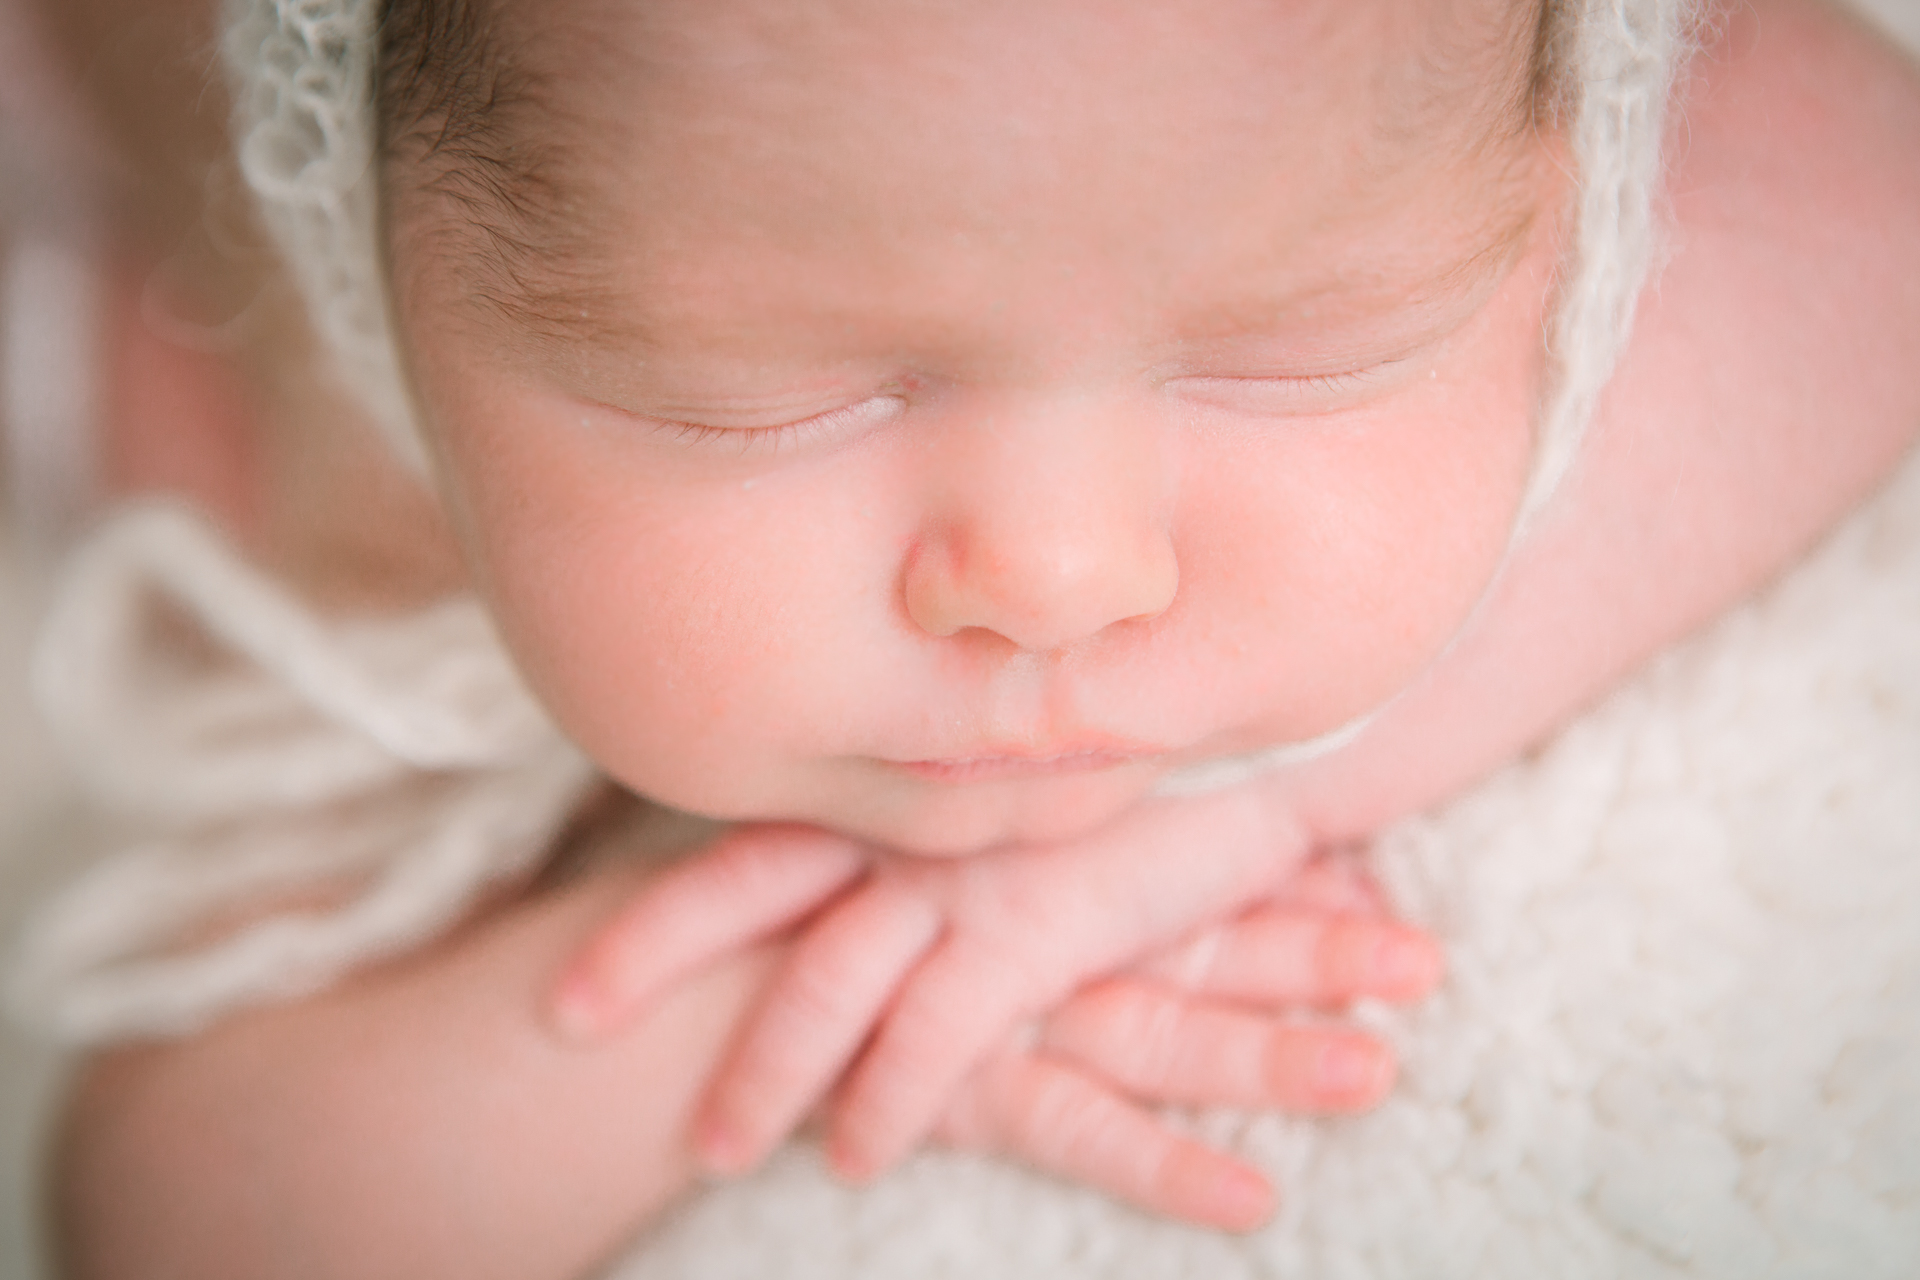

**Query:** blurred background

left=1, top=6, right=107, bottom=1278
left=2, top=3, right=245, bottom=1274
left=0, top=1, right=1916, bottom=1277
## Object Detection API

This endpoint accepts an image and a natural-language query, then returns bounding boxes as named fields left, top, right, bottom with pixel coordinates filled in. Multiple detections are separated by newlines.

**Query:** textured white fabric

left=598, top=445, right=1920, bottom=1280
left=35, top=503, right=561, bottom=816
left=7, top=503, right=597, bottom=1043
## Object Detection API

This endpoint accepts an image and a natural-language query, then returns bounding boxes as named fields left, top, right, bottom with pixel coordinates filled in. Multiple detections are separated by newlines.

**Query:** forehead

left=524, top=0, right=1537, bottom=125
left=396, top=0, right=1544, bottom=353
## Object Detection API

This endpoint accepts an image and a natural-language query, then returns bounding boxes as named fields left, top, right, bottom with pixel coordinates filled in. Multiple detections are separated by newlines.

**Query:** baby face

left=387, top=0, right=1562, bottom=855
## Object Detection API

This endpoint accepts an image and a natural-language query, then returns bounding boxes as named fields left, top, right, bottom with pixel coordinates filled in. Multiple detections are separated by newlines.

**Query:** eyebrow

left=444, top=195, right=1543, bottom=380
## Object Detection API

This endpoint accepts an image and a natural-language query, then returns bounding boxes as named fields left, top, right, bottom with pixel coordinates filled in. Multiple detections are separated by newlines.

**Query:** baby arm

left=52, top=841, right=1429, bottom=1278
left=52, top=860, right=752, bottom=1280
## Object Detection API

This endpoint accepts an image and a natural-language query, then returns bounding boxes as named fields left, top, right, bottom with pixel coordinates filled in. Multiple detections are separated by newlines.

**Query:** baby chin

left=839, top=754, right=1173, bottom=856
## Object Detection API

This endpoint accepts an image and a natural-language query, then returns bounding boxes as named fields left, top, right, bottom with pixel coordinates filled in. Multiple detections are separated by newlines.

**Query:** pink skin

left=400, top=0, right=1551, bottom=858
left=47, top=0, right=1920, bottom=1268
left=390, top=0, right=1544, bottom=1226
left=550, top=801, right=1439, bottom=1224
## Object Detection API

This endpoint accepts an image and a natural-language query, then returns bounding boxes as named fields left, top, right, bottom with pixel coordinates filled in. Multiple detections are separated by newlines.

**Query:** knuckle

left=1025, top=1071, right=1116, bottom=1164
left=1259, top=1027, right=1322, bottom=1103
left=692, top=841, right=793, bottom=910
left=716, top=826, right=860, bottom=892
left=1116, top=991, right=1189, bottom=1093
left=1165, top=925, right=1229, bottom=991
left=1050, top=983, right=1189, bottom=1095
left=774, top=946, right=876, bottom=1032
left=930, top=1066, right=1002, bottom=1151
left=1318, top=917, right=1396, bottom=995
left=874, top=990, right=975, bottom=1083
left=1312, top=919, right=1365, bottom=990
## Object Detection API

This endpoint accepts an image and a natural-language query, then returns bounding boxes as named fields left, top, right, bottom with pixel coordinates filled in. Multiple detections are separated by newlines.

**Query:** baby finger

left=550, top=825, right=867, bottom=1040
left=696, top=880, right=942, bottom=1175
left=940, top=1051, right=1275, bottom=1232
left=825, top=935, right=1037, bottom=1182
left=1043, top=979, right=1396, bottom=1113
left=1136, top=910, right=1443, bottom=1008
left=1261, top=855, right=1390, bottom=915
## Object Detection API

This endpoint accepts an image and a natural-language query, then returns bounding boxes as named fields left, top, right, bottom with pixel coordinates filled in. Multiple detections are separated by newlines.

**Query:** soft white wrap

left=9, top=503, right=596, bottom=1043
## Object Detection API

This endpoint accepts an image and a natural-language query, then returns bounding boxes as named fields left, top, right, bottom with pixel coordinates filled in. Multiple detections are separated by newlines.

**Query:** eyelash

left=658, top=394, right=909, bottom=451
left=643, top=359, right=1410, bottom=451
left=1167, top=363, right=1408, bottom=415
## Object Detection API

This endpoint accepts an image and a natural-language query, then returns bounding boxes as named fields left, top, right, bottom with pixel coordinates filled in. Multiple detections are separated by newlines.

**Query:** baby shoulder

left=1639, top=0, right=1920, bottom=463
left=1673, top=0, right=1920, bottom=319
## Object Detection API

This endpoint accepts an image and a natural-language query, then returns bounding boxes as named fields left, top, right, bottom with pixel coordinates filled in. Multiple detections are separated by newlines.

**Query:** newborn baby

left=22, top=0, right=1919, bottom=1275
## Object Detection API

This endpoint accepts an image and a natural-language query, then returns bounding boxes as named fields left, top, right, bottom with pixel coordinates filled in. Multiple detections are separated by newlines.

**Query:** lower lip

left=893, top=752, right=1143, bottom=783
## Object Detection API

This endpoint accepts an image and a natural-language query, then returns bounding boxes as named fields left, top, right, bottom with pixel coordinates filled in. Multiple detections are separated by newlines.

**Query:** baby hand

left=549, top=793, right=1439, bottom=1214
left=929, top=880, right=1439, bottom=1230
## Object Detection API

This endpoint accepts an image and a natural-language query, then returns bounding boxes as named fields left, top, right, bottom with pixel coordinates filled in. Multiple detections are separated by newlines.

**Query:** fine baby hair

left=231, top=0, right=1695, bottom=507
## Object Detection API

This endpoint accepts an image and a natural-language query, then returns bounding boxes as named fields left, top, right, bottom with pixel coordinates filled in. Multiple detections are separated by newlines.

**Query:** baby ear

left=100, top=254, right=265, bottom=541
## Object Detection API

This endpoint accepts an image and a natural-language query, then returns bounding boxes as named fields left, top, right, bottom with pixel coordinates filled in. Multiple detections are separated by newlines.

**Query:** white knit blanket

left=601, top=447, right=1920, bottom=1279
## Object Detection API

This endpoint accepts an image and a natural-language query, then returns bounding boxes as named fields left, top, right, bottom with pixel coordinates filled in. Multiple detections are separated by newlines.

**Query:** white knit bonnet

left=220, top=0, right=1699, bottom=513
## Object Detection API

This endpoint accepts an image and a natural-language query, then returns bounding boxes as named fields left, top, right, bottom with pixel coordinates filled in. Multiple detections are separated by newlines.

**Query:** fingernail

left=1317, top=1040, right=1389, bottom=1100
left=826, top=1137, right=881, bottom=1186
left=695, top=1120, right=755, bottom=1177
left=1210, top=1165, right=1275, bottom=1231
left=1373, top=935, right=1441, bottom=997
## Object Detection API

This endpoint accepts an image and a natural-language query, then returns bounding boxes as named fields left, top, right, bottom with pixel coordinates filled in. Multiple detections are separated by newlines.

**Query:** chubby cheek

left=430, top=399, right=902, bottom=816
left=1180, top=318, right=1539, bottom=749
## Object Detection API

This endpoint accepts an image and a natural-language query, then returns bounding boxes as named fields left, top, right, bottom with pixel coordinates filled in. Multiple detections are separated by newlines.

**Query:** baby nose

left=902, top=401, right=1179, bottom=653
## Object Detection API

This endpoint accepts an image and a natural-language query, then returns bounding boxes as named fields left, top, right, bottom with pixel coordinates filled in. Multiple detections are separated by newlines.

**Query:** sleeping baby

left=12, top=0, right=1918, bottom=1274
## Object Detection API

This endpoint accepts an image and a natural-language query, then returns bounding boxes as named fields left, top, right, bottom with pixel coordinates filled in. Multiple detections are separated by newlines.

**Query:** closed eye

left=1167, top=362, right=1414, bottom=416
left=651, top=393, right=908, bottom=452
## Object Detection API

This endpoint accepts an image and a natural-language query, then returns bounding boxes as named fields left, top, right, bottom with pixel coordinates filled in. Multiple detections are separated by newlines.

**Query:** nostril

left=902, top=524, right=1178, bottom=652
left=900, top=537, right=964, bottom=638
